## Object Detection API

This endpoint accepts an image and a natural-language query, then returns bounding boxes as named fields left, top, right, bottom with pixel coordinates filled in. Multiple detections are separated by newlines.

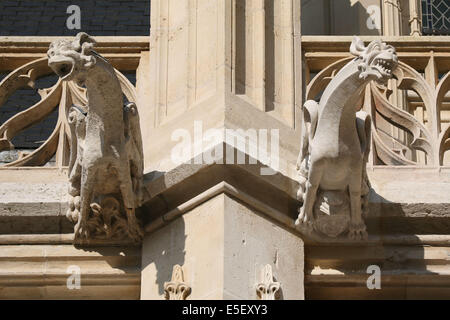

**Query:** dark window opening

left=422, top=0, right=450, bottom=35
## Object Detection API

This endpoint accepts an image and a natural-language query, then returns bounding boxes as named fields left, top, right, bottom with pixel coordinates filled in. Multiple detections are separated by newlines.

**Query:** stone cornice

left=0, top=36, right=149, bottom=71
left=0, top=36, right=150, bottom=53
left=302, top=35, right=450, bottom=52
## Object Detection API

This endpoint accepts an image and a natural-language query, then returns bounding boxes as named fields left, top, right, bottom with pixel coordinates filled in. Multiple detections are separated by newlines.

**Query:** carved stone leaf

left=371, top=82, right=434, bottom=163
left=164, top=265, right=191, bottom=300
left=372, top=124, right=417, bottom=165
left=396, top=64, right=440, bottom=139
left=256, top=265, right=280, bottom=300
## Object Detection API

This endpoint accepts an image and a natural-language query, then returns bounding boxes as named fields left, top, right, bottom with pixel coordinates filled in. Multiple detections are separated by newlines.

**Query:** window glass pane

left=421, top=0, right=450, bottom=35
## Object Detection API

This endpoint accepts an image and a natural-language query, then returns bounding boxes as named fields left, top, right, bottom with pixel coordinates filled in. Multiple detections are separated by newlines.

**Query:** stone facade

left=0, top=0, right=449, bottom=300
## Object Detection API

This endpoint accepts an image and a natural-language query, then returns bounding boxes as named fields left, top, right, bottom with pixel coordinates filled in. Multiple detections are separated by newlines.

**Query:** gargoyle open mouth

left=55, top=63, right=74, bottom=79
left=373, top=58, right=394, bottom=77
left=48, top=59, right=74, bottom=80
left=57, top=63, right=72, bottom=77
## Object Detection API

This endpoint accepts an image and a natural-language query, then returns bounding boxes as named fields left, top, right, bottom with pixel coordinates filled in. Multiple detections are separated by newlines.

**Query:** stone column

left=382, top=1, right=407, bottom=147
left=140, top=0, right=304, bottom=300
left=382, top=0, right=402, bottom=35
left=408, top=0, right=421, bottom=36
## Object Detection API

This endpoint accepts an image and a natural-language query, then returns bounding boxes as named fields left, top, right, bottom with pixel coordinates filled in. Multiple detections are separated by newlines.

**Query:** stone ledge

left=0, top=158, right=449, bottom=238
left=0, top=244, right=141, bottom=299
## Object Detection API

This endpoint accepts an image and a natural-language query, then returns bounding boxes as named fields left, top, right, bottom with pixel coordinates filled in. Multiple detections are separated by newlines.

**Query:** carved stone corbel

left=256, top=265, right=280, bottom=300
left=164, top=265, right=191, bottom=300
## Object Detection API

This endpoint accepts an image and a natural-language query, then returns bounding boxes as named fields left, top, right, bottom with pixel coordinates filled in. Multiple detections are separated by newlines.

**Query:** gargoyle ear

left=74, top=32, right=96, bottom=48
left=350, top=36, right=366, bottom=57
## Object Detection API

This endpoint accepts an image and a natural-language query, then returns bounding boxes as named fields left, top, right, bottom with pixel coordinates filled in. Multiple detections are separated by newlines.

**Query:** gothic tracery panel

left=305, top=53, right=450, bottom=167
left=0, top=57, right=137, bottom=167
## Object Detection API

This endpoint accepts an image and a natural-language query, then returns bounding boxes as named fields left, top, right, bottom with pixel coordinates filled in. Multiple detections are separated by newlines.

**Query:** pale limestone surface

left=296, top=37, right=398, bottom=240
left=0, top=244, right=140, bottom=299
left=141, top=194, right=304, bottom=300
left=144, top=0, right=302, bottom=179
left=0, top=0, right=449, bottom=301
left=48, top=33, right=144, bottom=243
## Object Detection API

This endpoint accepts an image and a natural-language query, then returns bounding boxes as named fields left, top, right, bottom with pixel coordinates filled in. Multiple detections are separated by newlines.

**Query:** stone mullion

left=424, top=52, right=442, bottom=166
left=55, top=82, right=70, bottom=167
left=409, top=0, right=422, bottom=36
left=382, top=0, right=403, bottom=36
left=159, top=0, right=170, bottom=125
left=187, top=0, right=198, bottom=109
left=254, top=0, right=266, bottom=110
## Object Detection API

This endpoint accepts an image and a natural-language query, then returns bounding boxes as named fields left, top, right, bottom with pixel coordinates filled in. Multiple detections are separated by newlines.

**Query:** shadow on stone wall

left=139, top=169, right=188, bottom=297
left=306, top=188, right=443, bottom=299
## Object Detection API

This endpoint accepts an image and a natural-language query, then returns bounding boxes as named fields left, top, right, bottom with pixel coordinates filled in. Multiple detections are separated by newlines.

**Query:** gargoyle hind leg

left=117, top=165, right=144, bottom=241
left=295, top=158, right=324, bottom=230
left=348, top=167, right=368, bottom=240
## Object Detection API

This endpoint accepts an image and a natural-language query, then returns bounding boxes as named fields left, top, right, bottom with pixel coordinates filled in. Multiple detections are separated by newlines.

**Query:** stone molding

left=0, top=245, right=141, bottom=299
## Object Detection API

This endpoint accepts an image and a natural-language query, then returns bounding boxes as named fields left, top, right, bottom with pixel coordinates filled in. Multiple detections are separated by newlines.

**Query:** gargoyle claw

left=295, top=207, right=314, bottom=232
left=348, top=224, right=368, bottom=240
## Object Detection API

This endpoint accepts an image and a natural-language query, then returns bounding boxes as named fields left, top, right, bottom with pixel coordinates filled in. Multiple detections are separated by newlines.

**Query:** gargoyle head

left=350, top=36, right=398, bottom=84
left=47, top=32, right=97, bottom=85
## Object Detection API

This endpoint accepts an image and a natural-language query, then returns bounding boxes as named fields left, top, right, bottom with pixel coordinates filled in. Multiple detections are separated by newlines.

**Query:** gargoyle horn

left=350, top=36, right=366, bottom=57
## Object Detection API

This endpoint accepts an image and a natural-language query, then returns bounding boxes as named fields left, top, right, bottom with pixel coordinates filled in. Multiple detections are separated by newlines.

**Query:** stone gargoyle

left=295, top=36, right=398, bottom=240
left=48, top=32, right=145, bottom=243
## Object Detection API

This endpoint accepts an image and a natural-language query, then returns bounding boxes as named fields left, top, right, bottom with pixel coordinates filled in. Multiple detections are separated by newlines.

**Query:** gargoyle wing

left=67, top=105, right=86, bottom=181
left=297, top=100, right=318, bottom=171
left=356, top=110, right=371, bottom=163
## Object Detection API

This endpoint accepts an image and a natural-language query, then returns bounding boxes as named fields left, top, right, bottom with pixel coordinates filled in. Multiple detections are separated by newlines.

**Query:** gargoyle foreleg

left=68, top=162, right=81, bottom=196
left=295, top=158, right=324, bottom=229
left=348, top=167, right=368, bottom=240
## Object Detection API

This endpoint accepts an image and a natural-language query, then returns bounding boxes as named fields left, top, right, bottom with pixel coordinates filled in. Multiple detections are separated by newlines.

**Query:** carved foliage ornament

left=164, top=265, right=191, bottom=300
left=296, top=37, right=399, bottom=240
left=256, top=265, right=280, bottom=300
